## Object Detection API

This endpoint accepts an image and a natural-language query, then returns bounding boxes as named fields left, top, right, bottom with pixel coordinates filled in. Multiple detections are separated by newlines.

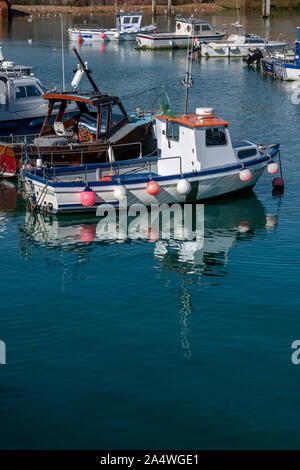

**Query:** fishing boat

left=0, top=48, right=156, bottom=178
left=0, top=46, right=56, bottom=137
left=21, top=113, right=280, bottom=214
left=260, top=28, right=300, bottom=81
left=68, top=12, right=157, bottom=43
left=136, top=17, right=225, bottom=50
left=200, top=23, right=286, bottom=58
left=21, top=40, right=281, bottom=214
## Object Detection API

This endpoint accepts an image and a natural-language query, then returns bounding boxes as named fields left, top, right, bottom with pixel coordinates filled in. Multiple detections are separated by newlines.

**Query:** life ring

left=78, top=126, right=92, bottom=142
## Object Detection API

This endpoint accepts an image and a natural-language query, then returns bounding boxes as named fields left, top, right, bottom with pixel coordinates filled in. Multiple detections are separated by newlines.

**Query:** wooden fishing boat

left=0, top=48, right=156, bottom=178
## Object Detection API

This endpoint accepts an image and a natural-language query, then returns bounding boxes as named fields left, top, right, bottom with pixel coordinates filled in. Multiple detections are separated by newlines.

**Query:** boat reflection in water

left=17, top=193, right=278, bottom=357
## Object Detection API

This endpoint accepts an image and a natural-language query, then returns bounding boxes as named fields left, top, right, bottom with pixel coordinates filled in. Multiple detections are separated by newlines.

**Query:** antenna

left=72, top=47, right=100, bottom=94
left=180, top=31, right=194, bottom=115
left=61, top=14, right=65, bottom=92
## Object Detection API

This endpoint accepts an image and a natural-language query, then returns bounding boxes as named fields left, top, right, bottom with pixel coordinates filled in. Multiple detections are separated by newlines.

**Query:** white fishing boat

left=68, top=12, right=157, bottom=43
left=21, top=42, right=281, bottom=214
left=200, top=24, right=286, bottom=58
left=136, top=17, right=225, bottom=50
left=21, top=106, right=280, bottom=213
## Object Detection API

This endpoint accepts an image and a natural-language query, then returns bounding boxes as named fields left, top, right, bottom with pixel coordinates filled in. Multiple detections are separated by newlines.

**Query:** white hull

left=273, top=63, right=300, bottom=81
left=68, top=27, right=156, bottom=43
left=201, top=42, right=286, bottom=58
left=23, top=164, right=266, bottom=214
left=136, top=33, right=225, bottom=50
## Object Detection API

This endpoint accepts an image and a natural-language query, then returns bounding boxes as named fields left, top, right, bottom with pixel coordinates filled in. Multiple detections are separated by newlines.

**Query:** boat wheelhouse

left=136, top=17, right=225, bottom=50
left=21, top=107, right=280, bottom=213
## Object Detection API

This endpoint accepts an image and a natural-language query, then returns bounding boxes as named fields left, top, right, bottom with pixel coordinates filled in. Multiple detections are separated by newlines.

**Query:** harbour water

left=1, top=11, right=300, bottom=449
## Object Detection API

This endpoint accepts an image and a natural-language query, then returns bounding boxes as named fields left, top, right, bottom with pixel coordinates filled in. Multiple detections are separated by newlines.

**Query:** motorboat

left=200, top=23, right=286, bottom=58
left=136, top=17, right=225, bottom=50
left=21, top=106, right=280, bottom=213
left=260, top=27, right=300, bottom=80
left=68, top=11, right=157, bottom=43
left=0, top=46, right=55, bottom=137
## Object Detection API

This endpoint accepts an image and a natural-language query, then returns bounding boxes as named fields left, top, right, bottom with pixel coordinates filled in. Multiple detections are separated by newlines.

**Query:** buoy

left=176, top=179, right=191, bottom=195
left=146, top=180, right=160, bottom=196
left=239, top=169, right=252, bottom=182
left=36, top=155, right=42, bottom=168
left=100, top=32, right=106, bottom=39
left=147, top=227, right=159, bottom=242
left=267, top=162, right=279, bottom=175
left=114, top=32, right=120, bottom=39
left=272, top=177, right=285, bottom=188
left=80, top=187, right=96, bottom=207
left=80, top=224, right=96, bottom=243
left=153, top=30, right=157, bottom=34
left=114, top=185, right=126, bottom=201
left=78, top=36, right=83, bottom=42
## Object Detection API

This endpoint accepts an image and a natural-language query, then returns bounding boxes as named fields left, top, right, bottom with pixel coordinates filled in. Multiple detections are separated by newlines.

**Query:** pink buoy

left=146, top=180, right=160, bottom=196
left=272, top=177, right=285, bottom=188
left=78, top=36, right=83, bottom=42
left=80, top=187, right=96, bottom=207
left=80, top=225, right=96, bottom=243
left=239, top=169, right=252, bottom=182
left=267, top=162, right=279, bottom=175
left=100, top=32, right=106, bottom=39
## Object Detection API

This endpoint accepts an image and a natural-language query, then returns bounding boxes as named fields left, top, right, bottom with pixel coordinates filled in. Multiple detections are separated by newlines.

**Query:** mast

left=61, top=14, right=65, bottom=92
left=180, top=26, right=194, bottom=115
left=72, top=47, right=100, bottom=94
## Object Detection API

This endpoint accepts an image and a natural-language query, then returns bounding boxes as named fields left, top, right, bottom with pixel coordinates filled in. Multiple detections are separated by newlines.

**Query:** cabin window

left=0, top=80, right=6, bottom=108
left=237, top=148, right=257, bottom=160
left=132, top=17, right=139, bottom=24
left=100, top=106, right=108, bottom=134
left=187, top=25, right=191, bottom=33
left=194, top=25, right=200, bottom=33
left=26, top=85, right=41, bottom=97
left=206, top=128, right=227, bottom=146
left=16, top=86, right=26, bottom=99
left=202, top=25, right=211, bottom=32
left=177, top=23, right=181, bottom=30
left=167, top=122, right=180, bottom=141
left=123, top=17, right=131, bottom=24
left=111, top=104, right=125, bottom=128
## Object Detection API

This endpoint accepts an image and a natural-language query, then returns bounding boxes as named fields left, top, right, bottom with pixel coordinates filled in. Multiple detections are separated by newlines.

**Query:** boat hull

left=22, top=156, right=272, bottom=214
left=201, top=43, right=286, bottom=58
left=136, top=33, right=226, bottom=50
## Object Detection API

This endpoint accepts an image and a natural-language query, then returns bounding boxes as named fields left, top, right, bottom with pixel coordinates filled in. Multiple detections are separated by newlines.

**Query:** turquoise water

left=1, top=12, right=300, bottom=449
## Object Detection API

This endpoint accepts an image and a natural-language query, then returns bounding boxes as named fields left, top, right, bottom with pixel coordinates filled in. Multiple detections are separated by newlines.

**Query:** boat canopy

left=40, top=92, right=130, bottom=140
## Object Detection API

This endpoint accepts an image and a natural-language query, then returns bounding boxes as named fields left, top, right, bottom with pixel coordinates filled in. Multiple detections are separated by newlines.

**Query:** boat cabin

left=38, top=92, right=130, bottom=143
left=154, top=108, right=258, bottom=175
left=116, top=11, right=143, bottom=32
left=0, top=72, right=44, bottom=112
left=175, top=18, right=214, bottom=36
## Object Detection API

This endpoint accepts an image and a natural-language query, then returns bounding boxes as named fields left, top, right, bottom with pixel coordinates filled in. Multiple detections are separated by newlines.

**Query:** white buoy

left=71, top=68, right=84, bottom=90
left=36, top=156, right=42, bottom=168
left=176, top=179, right=191, bottom=195
left=114, top=32, right=120, bottom=39
left=114, top=185, right=126, bottom=201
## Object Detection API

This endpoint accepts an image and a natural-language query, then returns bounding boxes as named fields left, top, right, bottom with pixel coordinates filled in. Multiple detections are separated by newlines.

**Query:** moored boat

left=200, top=24, right=286, bottom=58
left=0, top=48, right=156, bottom=178
left=68, top=11, right=157, bottom=43
left=136, top=17, right=225, bottom=50
left=21, top=107, right=280, bottom=214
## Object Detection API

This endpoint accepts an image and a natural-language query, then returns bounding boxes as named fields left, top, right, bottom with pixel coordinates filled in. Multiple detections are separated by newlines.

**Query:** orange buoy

left=146, top=180, right=160, bottom=196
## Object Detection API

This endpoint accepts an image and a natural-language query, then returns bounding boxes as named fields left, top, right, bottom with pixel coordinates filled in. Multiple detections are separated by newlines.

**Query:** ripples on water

left=1, top=11, right=300, bottom=450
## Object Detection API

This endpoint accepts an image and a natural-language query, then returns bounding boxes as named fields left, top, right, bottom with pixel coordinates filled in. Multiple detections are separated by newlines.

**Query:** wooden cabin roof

left=42, top=93, right=120, bottom=106
left=155, top=114, right=230, bottom=128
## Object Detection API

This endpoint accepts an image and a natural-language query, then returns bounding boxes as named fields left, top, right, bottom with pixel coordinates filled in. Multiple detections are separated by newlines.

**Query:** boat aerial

left=68, top=11, right=157, bottom=43
left=0, top=48, right=156, bottom=178
left=21, top=42, right=281, bottom=214
left=200, top=23, right=287, bottom=58
left=136, top=17, right=225, bottom=50
left=0, top=46, right=56, bottom=137
left=260, top=27, right=300, bottom=81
